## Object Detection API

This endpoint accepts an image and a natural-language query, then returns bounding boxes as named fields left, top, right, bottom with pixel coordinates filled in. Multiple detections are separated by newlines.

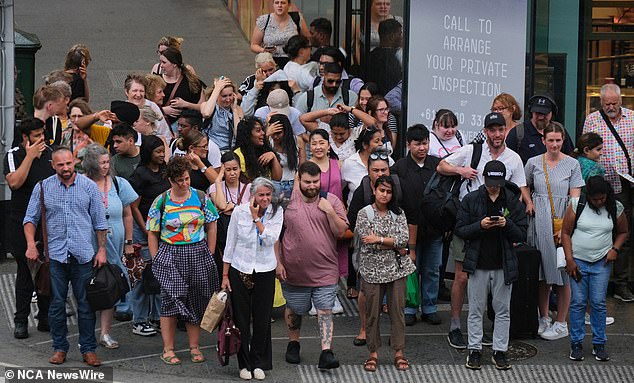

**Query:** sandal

left=382, top=304, right=389, bottom=314
left=190, top=346, right=206, bottom=363
left=160, top=349, right=181, bottom=365
left=364, top=357, right=378, bottom=372
left=347, top=287, right=359, bottom=299
left=394, top=356, right=409, bottom=371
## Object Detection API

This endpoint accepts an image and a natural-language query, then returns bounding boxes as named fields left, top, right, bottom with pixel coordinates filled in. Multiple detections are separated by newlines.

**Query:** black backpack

left=421, top=143, right=482, bottom=232
left=573, top=192, right=618, bottom=239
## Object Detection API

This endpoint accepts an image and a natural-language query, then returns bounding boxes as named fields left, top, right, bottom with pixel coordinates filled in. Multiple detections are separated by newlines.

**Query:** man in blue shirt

left=505, top=95, right=574, bottom=164
left=23, top=147, right=108, bottom=367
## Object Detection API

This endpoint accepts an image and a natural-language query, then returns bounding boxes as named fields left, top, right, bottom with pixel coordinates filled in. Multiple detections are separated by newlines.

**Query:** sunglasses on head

left=369, top=152, right=389, bottom=160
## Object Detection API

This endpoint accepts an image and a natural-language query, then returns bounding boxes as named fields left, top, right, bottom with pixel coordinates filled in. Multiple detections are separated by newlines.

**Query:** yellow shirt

left=89, top=124, right=111, bottom=147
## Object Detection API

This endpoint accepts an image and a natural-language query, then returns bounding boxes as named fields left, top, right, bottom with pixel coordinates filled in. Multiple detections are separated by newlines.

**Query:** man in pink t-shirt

left=278, top=161, right=348, bottom=370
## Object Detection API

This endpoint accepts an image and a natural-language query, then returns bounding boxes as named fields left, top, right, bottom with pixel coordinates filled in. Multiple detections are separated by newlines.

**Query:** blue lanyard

left=255, top=215, right=266, bottom=246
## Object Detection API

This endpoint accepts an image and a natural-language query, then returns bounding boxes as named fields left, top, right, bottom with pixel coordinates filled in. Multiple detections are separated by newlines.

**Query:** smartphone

left=253, top=201, right=258, bottom=209
left=490, top=216, right=500, bottom=221
left=573, top=272, right=582, bottom=282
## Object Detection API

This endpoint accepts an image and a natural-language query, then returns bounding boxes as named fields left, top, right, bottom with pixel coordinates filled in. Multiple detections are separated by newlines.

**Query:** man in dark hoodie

left=454, top=160, right=527, bottom=371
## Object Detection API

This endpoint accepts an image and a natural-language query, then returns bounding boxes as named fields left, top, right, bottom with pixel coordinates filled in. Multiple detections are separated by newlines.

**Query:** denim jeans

left=405, top=236, right=443, bottom=316
left=49, top=257, right=96, bottom=354
left=570, top=258, right=612, bottom=345
left=273, top=180, right=294, bottom=200
left=129, top=222, right=160, bottom=323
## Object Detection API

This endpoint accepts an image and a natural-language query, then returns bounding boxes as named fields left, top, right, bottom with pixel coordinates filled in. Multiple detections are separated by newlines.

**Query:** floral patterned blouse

left=356, top=205, right=414, bottom=284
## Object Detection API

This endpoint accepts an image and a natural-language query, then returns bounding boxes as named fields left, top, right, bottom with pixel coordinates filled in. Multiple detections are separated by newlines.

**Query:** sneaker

left=332, top=297, right=344, bottom=314
left=285, top=341, right=301, bottom=364
left=31, top=292, right=38, bottom=303
left=584, top=313, right=615, bottom=326
left=253, top=368, right=265, bottom=380
left=13, top=322, right=28, bottom=339
left=308, top=304, right=317, bottom=316
left=538, top=316, right=552, bottom=336
left=239, top=368, right=252, bottom=380
left=541, top=321, right=568, bottom=340
left=318, top=349, right=340, bottom=369
left=465, top=349, right=482, bottom=370
left=447, top=328, right=467, bottom=349
left=405, top=314, right=417, bottom=326
left=421, top=312, right=442, bottom=325
left=569, top=343, right=584, bottom=361
left=481, top=333, right=493, bottom=347
left=592, top=344, right=610, bottom=361
left=613, top=287, right=634, bottom=302
left=132, top=322, right=157, bottom=337
left=491, top=351, right=511, bottom=370
left=149, top=319, right=161, bottom=332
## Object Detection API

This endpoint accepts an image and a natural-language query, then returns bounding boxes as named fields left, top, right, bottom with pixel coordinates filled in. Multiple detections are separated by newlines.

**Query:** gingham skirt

left=152, top=240, right=219, bottom=323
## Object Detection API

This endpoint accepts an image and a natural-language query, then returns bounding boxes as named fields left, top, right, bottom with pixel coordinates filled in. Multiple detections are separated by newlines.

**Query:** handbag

left=121, top=244, right=144, bottom=288
left=405, top=272, right=421, bottom=308
left=543, top=155, right=563, bottom=246
left=85, top=263, right=130, bottom=311
left=29, top=182, right=51, bottom=296
left=217, top=294, right=241, bottom=366
left=201, top=290, right=228, bottom=333
left=143, top=262, right=161, bottom=295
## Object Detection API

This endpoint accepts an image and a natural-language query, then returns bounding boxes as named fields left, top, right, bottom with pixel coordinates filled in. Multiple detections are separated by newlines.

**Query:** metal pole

left=1, top=0, right=16, bottom=201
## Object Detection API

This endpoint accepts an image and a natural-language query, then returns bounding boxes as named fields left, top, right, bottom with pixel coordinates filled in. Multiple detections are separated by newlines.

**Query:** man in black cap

left=505, top=94, right=574, bottom=164
left=454, top=160, right=527, bottom=371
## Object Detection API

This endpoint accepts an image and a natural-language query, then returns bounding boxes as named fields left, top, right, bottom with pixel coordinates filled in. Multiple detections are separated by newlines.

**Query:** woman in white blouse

left=221, top=177, right=284, bottom=381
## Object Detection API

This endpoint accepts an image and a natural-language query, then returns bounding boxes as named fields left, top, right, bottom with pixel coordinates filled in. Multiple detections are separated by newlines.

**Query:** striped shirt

left=23, top=173, right=108, bottom=264
left=583, top=107, right=634, bottom=193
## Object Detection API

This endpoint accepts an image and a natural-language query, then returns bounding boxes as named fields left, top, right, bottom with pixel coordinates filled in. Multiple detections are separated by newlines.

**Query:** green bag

left=405, top=272, right=420, bottom=308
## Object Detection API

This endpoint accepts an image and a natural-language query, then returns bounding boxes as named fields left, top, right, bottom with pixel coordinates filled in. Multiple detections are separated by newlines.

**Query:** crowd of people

left=3, top=0, right=634, bottom=378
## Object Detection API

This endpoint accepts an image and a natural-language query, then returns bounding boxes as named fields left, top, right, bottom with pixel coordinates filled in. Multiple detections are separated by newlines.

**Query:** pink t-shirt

left=320, top=158, right=343, bottom=201
left=282, top=189, right=348, bottom=287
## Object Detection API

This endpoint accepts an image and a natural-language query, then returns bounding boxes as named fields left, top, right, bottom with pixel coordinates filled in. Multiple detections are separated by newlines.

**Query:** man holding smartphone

left=454, top=160, right=528, bottom=370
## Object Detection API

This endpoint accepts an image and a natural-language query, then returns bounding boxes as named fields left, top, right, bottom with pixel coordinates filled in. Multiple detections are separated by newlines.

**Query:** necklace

left=170, top=189, right=190, bottom=207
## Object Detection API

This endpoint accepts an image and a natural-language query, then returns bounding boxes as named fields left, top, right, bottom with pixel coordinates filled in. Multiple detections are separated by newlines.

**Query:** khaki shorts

left=450, top=235, right=466, bottom=263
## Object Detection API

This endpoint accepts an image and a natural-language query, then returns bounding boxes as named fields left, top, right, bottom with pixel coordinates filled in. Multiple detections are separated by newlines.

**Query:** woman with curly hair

left=147, top=156, right=219, bottom=365
left=233, top=116, right=282, bottom=182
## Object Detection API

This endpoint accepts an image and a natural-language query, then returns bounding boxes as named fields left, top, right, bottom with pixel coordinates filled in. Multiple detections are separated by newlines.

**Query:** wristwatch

left=200, top=166, right=208, bottom=173
left=253, top=217, right=261, bottom=223
left=124, top=240, right=133, bottom=245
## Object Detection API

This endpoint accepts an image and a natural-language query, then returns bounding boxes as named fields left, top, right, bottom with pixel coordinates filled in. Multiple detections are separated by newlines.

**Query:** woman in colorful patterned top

left=573, top=132, right=605, bottom=181
left=146, top=156, right=219, bottom=365
left=356, top=175, right=414, bottom=372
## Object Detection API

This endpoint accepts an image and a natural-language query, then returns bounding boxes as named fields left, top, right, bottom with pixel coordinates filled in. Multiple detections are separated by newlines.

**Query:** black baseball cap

left=484, top=112, right=505, bottom=129
left=529, top=96, right=555, bottom=114
left=483, top=160, right=506, bottom=187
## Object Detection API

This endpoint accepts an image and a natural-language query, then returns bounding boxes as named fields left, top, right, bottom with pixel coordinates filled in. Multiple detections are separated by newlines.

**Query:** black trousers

left=615, top=185, right=634, bottom=289
left=10, top=215, right=50, bottom=324
left=229, top=267, right=275, bottom=371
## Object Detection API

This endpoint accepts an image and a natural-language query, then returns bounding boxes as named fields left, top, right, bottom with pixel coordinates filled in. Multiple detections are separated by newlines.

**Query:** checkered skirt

left=152, top=240, right=219, bottom=323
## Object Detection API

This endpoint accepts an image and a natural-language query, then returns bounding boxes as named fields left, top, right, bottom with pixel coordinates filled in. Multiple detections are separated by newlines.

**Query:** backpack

left=306, top=80, right=350, bottom=113
left=158, top=189, right=207, bottom=225
left=351, top=204, right=399, bottom=271
left=360, top=175, right=401, bottom=205
left=421, top=143, right=483, bottom=232
left=573, top=192, right=618, bottom=240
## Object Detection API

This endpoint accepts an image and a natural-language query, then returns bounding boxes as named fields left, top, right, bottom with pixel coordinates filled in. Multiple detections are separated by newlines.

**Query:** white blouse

left=222, top=203, right=284, bottom=274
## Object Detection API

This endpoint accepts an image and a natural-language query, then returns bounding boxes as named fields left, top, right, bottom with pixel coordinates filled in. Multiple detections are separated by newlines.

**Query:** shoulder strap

left=362, top=177, right=372, bottom=205
left=159, top=191, right=168, bottom=227
left=196, top=189, right=206, bottom=212
left=166, top=75, right=183, bottom=104
left=469, top=143, right=482, bottom=170
left=307, top=89, right=315, bottom=112
left=390, top=174, right=402, bottom=202
left=363, top=204, right=375, bottom=223
left=516, top=123, right=525, bottom=153
left=573, top=193, right=586, bottom=233
left=263, top=13, right=271, bottom=35
left=455, top=130, right=465, bottom=146
left=319, top=190, right=328, bottom=199
left=542, top=155, right=558, bottom=220
left=342, top=82, right=350, bottom=106
left=112, top=176, right=120, bottom=196
left=236, top=182, right=248, bottom=204
left=289, top=11, right=301, bottom=34
left=431, top=132, right=451, bottom=158
left=39, top=181, right=50, bottom=263
left=600, top=109, right=632, bottom=175
left=312, top=76, right=321, bottom=88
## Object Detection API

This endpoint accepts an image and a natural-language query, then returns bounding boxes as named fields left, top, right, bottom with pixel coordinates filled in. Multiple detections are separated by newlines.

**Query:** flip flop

left=364, top=357, right=378, bottom=372
left=394, top=356, right=409, bottom=371
left=160, top=349, right=181, bottom=365
left=347, top=287, right=359, bottom=299
left=190, top=346, right=206, bottom=363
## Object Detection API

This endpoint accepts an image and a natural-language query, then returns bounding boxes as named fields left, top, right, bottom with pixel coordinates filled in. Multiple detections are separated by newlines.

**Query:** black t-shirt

left=367, top=47, right=402, bottom=95
left=69, top=72, right=85, bottom=101
left=189, top=158, right=212, bottom=193
left=3, top=145, right=55, bottom=218
left=129, top=165, right=170, bottom=220
left=162, top=78, right=206, bottom=124
left=478, top=192, right=506, bottom=270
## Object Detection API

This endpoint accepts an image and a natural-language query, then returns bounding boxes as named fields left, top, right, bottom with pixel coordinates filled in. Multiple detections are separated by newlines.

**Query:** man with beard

left=23, top=147, right=108, bottom=367
left=278, top=161, right=348, bottom=369
left=506, top=94, right=574, bottom=164
left=438, top=112, right=528, bottom=349
left=295, top=62, right=358, bottom=113
left=583, top=83, right=634, bottom=302
left=3, top=118, right=55, bottom=338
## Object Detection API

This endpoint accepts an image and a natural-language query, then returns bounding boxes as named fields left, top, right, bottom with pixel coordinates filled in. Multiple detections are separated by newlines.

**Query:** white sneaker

left=584, top=313, right=615, bottom=326
left=541, top=321, right=569, bottom=340
left=31, top=292, right=38, bottom=303
left=132, top=322, right=157, bottom=336
left=538, top=316, right=552, bottom=335
left=253, top=368, right=265, bottom=380
left=308, top=304, right=317, bottom=316
left=332, top=297, right=344, bottom=314
left=239, top=368, right=252, bottom=380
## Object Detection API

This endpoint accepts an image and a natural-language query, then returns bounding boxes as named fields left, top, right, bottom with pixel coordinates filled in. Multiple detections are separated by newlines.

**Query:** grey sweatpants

left=467, top=268, right=512, bottom=352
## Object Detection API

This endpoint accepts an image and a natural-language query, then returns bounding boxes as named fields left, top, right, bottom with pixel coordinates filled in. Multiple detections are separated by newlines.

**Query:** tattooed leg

left=317, top=310, right=334, bottom=350
left=285, top=307, right=302, bottom=341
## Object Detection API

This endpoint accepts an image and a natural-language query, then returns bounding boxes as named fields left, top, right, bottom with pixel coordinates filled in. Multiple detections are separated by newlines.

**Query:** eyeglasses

left=491, top=106, right=507, bottom=112
left=376, top=107, right=390, bottom=113
left=369, top=152, right=389, bottom=160
left=193, top=143, right=208, bottom=149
